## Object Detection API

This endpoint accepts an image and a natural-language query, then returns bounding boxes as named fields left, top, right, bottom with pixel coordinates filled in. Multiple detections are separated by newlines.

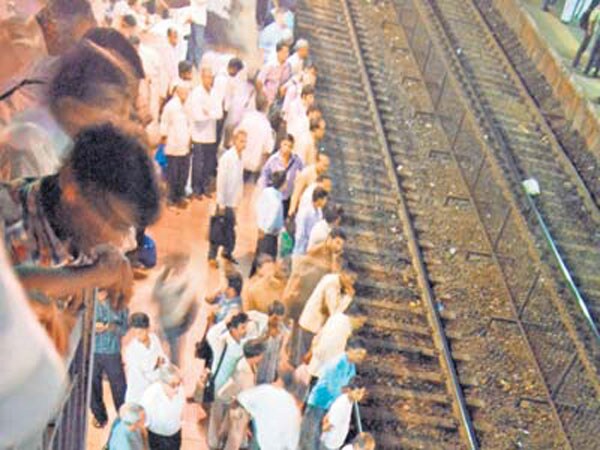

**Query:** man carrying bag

left=208, top=129, right=247, bottom=268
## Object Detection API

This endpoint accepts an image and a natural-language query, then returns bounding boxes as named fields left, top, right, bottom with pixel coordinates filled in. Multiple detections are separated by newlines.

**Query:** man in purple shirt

left=257, top=41, right=292, bottom=106
left=259, top=134, right=304, bottom=217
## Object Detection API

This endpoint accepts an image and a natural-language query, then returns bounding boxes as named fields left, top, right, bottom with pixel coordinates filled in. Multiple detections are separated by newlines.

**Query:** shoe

left=93, top=418, right=107, bottom=429
left=208, top=259, right=218, bottom=269
left=223, top=255, right=239, bottom=265
left=202, top=192, right=214, bottom=199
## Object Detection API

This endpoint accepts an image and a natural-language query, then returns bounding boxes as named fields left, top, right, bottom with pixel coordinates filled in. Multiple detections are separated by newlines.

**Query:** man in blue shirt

left=250, top=170, right=287, bottom=276
left=299, top=339, right=367, bottom=450
left=91, top=292, right=129, bottom=428
left=206, top=272, right=244, bottom=324
left=108, top=402, right=147, bottom=450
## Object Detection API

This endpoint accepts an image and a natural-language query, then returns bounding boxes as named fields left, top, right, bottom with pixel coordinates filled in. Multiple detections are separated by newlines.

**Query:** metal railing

left=43, top=289, right=96, bottom=450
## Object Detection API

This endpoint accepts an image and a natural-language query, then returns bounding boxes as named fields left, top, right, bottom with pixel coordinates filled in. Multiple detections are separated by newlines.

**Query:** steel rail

left=337, top=0, right=479, bottom=447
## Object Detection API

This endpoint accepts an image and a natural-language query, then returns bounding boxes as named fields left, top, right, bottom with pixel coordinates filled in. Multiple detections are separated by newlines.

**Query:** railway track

left=298, top=0, right=600, bottom=448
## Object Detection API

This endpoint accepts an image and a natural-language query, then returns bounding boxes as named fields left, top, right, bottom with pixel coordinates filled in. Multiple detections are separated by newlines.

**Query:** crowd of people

left=0, top=1, right=377, bottom=450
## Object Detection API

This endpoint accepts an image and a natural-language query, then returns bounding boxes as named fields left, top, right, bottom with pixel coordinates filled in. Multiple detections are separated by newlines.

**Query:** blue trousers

left=186, top=22, right=205, bottom=68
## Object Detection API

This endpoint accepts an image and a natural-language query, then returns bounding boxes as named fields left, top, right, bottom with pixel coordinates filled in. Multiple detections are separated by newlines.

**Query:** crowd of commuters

left=0, top=1, right=377, bottom=449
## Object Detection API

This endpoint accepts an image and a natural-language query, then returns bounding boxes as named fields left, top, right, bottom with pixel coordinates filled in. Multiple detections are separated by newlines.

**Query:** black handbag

left=203, top=342, right=228, bottom=404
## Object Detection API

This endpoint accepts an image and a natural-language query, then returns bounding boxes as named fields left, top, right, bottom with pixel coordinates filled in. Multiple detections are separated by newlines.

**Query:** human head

left=201, top=66, right=214, bottom=90
left=300, top=84, right=315, bottom=107
left=178, top=60, right=193, bottom=81
left=347, top=338, right=367, bottom=364
left=159, top=364, right=183, bottom=393
left=256, top=254, right=275, bottom=277
left=311, top=186, right=329, bottom=209
left=227, top=57, right=244, bottom=77
left=316, top=174, right=332, bottom=193
left=280, top=134, right=295, bottom=158
left=174, top=82, right=190, bottom=103
left=339, top=271, right=356, bottom=295
left=49, top=40, right=141, bottom=136
left=276, top=41, right=290, bottom=64
left=83, top=27, right=145, bottom=80
left=270, top=170, right=287, bottom=191
left=353, top=432, right=376, bottom=450
left=315, top=153, right=330, bottom=175
left=120, top=14, right=138, bottom=38
left=295, top=39, right=310, bottom=60
left=273, top=8, right=287, bottom=26
left=119, top=403, right=146, bottom=432
left=267, top=300, right=286, bottom=327
left=323, top=202, right=343, bottom=226
left=303, top=64, right=318, bottom=86
left=167, top=27, right=178, bottom=47
left=58, top=123, right=161, bottom=253
left=130, top=312, right=150, bottom=341
left=307, top=105, right=322, bottom=122
left=256, top=93, right=269, bottom=113
left=226, top=272, right=243, bottom=298
left=232, top=129, right=248, bottom=154
left=327, top=227, right=347, bottom=254
left=227, top=312, right=249, bottom=342
left=311, top=117, right=326, bottom=142
left=243, top=339, right=266, bottom=364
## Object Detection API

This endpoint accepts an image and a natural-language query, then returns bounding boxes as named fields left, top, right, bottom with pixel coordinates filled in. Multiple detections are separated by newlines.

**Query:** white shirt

left=160, top=96, right=190, bottom=156
left=286, top=99, right=311, bottom=164
left=255, top=187, right=284, bottom=234
left=299, top=274, right=353, bottom=334
left=297, top=182, right=318, bottom=218
left=186, top=84, right=220, bottom=143
left=308, top=313, right=352, bottom=377
left=208, top=0, right=232, bottom=19
left=308, top=219, right=331, bottom=251
left=239, top=110, right=275, bottom=172
left=140, top=382, right=185, bottom=436
left=124, top=334, right=168, bottom=403
left=216, top=147, right=244, bottom=208
left=238, top=385, right=300, bottom=450
left=189, top=0, right=208, bottom=25
left=286, top=52, right=305, bottom=77
left=321, top=394, right=353, bottom=449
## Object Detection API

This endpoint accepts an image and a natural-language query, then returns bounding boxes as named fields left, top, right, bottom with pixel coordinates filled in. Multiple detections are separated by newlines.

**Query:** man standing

left=209, top=129, right=247, bottom=267
left=239, top=95, right=275, bottom=182
left=124, top=313, right=169, bottom=403
left=287, top=39, right=310, bottom=77
left=257, top=301, right=292, bottom=384
left=584, top=5, right=600, bottom=76
left=160, top=83, right=191, bottom=208
left=140, top=364, right=185, bottom=450
left=187, top=67, right=220, bottom=199
left=251, top=170, right=287, bottom=275
left=236, top=376, right=301, bottom=450
left=257, top=41, right=292, bottom=106
left=108, top=403, right=148, bottom=450
left=293, top=187, right=328, bottom=255
left=289, top=153, right=330, bottom=217
left=242, top=255, right=288, bottom=313
left=187, top=0, right=208, bottom=69
left=300, top=340, right=367, bottom=450
left=91, top=292, right=129, bottom=429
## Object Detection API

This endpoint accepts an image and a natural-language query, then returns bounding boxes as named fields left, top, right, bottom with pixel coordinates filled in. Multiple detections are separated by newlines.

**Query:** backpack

left=138, top=235, right=157, bottom=268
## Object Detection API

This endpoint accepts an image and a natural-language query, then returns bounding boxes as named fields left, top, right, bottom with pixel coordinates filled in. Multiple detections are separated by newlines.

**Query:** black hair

left=305, top=63, right=318, bottom=73
left=306, top=105, right=320, bottom=115
left=227, top=312, right=249, bottom=330
left=178, top=61, right=193, bottom=77
left=122, top=14, right=137, bottom=28
left=243, top=339, right=266, bottom=358
left=282, top=134, right=295, bottom=145
left=83, top=27, right=145, bottom=79
left=312, top=186, right=329, bottom=203
left=130, top=312, right=150, bottom=328
left=276, top=41, right=290, bottom=53
left=49, top=41, right=131, bottom=110
left=301, top=84, right=315, bottom=98
left=323, top=203, right=343, bottom=225
left=67, top=123, right=161, bottom=228
left=167, top=27, right=178, bottom=37
left=256, top=253, right=274, bottom=269
left=330, top=227, right=347, bottom=241
left=270, top=170, right=287, bottom=190
left=227, top=273, right=244, bottom=296
left=128, top=35, right=141, bottom=47
left=309, top=117, right=325, bottom=132
left=227, top=57, right=244, bottom=73
left=347, top=337, right=366, bottom=350
left=316, top=174, right=331, bottom=183
left=268, top=300, right=286, bottom=317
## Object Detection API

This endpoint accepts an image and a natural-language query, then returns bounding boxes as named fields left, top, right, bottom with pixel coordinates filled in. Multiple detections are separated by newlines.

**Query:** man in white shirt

left=287, top=39, right=310, bottom=77
left=212, top=57, right=245, bottom=146
left=123, top=313, right=169, bottom=403
left=209, top=129, right=247, bottom=266
left=161, top=28, right=181, bottom=98
left=293, top=186, right=328, bottom=255
left=187, top=0, right=208, bottom=68
left=289, top=153, right=330, bottom=217
left=160, top=83, right=191, bottom=207
left=237, top=377, right=301, bottom=450
left=308, top=203, right=343, bottom=252
left=239, top=95, right=275, bottom=180
left=140, top=364, right=185, bottom=449
left=286, top=84, right=315, bottom=164
left=186, top=67, right=220, bottom=198
left=321, top=386, right=367, bottom=450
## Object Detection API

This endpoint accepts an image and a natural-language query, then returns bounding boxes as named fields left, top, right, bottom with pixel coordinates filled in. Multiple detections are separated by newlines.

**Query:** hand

left=321, top=416, right=332, bottom=432
left=91, top=245, right=133, bottom=306
left=95, top=322, right=109, bottom=333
